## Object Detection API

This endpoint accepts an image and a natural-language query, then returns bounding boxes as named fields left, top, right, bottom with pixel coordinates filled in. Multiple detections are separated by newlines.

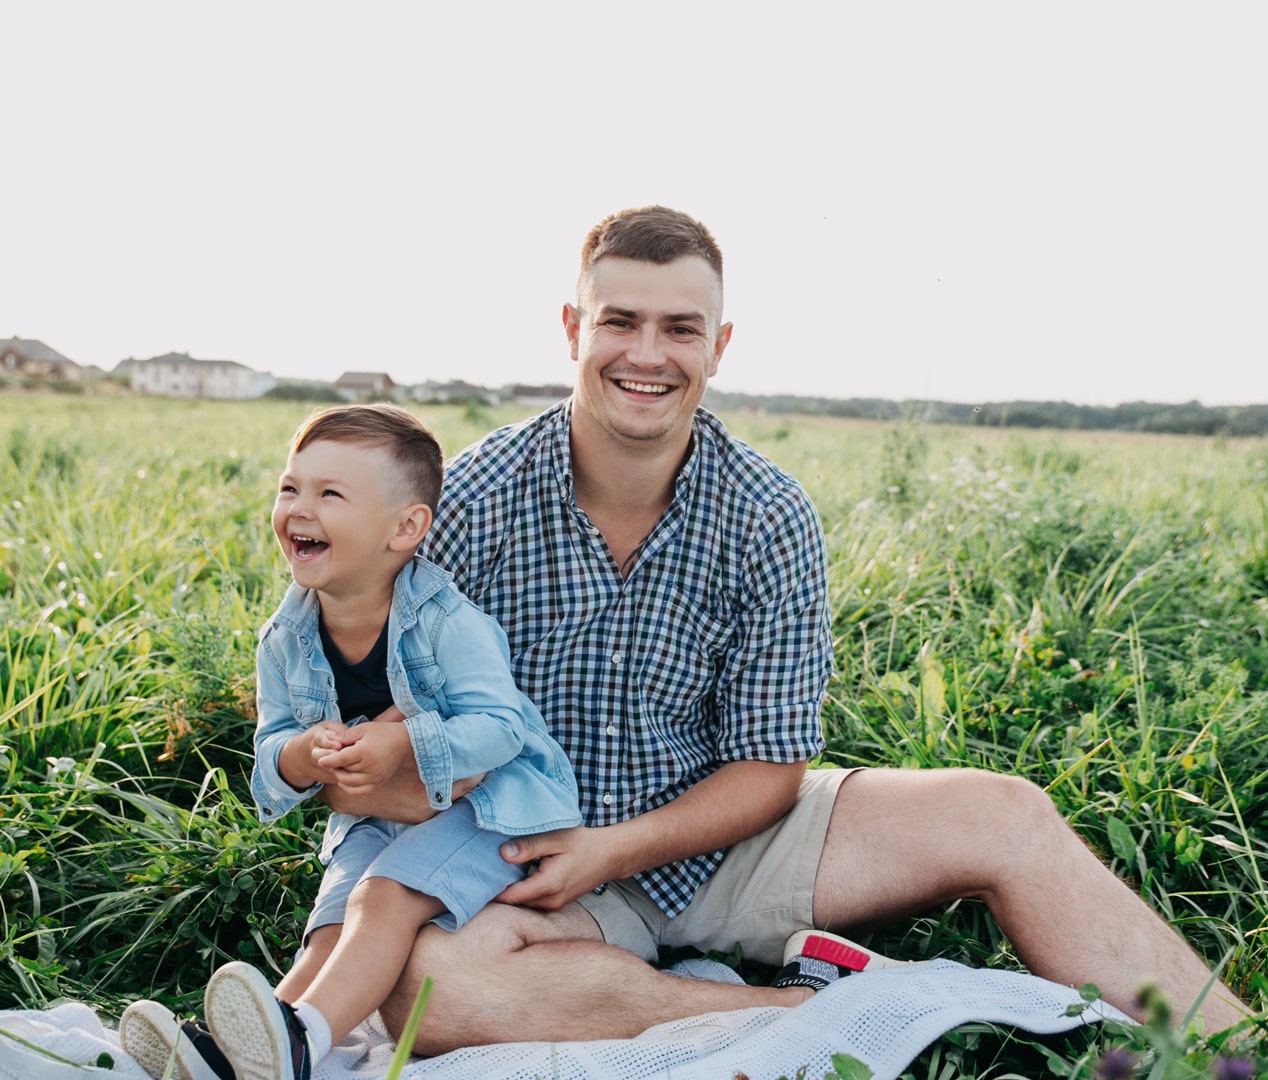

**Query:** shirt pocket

left=402, top=654, right=446, bottom=712
left=287, top=686, right=333, bottom=725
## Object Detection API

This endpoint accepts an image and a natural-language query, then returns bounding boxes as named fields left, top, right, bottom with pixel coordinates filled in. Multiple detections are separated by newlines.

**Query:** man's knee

left=378, top=902, right=560, bottom=1041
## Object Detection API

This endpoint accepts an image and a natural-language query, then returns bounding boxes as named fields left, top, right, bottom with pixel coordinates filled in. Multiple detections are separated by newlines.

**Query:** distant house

left=0, top=338, right=82, bottom=381
left=127, top=352, right=274, bottom=399
left=334, top=371, right=398, bottom=401
left=413, top=379, right=500, bottom=406
left=506, top=383, right=571, bottom=408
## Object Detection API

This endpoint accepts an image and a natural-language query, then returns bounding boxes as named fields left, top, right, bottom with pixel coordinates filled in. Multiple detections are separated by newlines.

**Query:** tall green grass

left=1, top=396, right=1265, bottom=1076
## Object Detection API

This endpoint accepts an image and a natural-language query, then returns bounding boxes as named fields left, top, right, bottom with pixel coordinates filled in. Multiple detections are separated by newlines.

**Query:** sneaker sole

left=204, top=962, right=293, bottom=1080
left=783, top=930, right=911, bottom=972
left=118, top=1000, right=222, bottom=1080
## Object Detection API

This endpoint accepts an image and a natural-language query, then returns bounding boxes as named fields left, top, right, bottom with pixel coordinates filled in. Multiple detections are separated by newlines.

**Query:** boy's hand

left=308, top=721, right=354, bottom=767
left=316, top=721, right=411, bottom=794
left=280, top=721, right=353, bottom=790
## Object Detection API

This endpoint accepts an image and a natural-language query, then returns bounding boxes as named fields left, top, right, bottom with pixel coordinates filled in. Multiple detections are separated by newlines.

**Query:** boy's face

left=272, top=439, right=428, bottom=602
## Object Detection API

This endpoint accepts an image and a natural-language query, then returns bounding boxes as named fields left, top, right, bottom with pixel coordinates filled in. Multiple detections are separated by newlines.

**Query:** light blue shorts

left=305, top=797, right=523, bottom=938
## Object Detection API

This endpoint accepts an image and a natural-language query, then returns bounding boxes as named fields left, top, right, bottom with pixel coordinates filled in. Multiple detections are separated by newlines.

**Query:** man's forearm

left=603, top=759, right=806, bottom=880
left=317, top=764, right=485, bottom=824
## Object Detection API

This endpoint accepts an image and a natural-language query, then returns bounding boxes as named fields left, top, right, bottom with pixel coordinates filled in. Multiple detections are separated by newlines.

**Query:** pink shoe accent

left=801, top=933, right=874, bottom=971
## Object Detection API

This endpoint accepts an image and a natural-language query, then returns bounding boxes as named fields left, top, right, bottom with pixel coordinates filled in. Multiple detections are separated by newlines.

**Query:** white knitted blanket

left=0, top=960, right=1129, bottom=1080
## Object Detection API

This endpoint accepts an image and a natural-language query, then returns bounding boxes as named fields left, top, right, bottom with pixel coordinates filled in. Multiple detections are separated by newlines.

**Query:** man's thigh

left=578, top=766, right=855, bottom=967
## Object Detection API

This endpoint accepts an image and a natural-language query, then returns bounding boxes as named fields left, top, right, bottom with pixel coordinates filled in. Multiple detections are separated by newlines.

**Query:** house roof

left=335, top=371, right=396, bottom=387
left=134, top=352, right=250, bottom=370
left=0, top=337, right=77, bottom=366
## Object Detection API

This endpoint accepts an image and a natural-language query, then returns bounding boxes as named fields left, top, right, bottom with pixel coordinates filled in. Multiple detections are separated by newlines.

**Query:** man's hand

left=495, top=826, right=619, bottom=910
left=495, top=760, right=808, bottom=911
left=317, top=760, right=486, bottom=823
left=315, top=721, right=411, bottom=794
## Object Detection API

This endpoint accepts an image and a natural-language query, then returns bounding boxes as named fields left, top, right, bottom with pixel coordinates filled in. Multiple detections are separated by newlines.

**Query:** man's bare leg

left=379, top=900, right=807, bottom=1055
left=811, top=768, right=1247, bottom=1030
left=383, top=767, right=1247, bottom=1053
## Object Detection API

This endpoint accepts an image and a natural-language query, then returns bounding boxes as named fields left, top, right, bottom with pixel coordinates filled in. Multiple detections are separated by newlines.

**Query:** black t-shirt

left=318, top=615, right=394, bottom=722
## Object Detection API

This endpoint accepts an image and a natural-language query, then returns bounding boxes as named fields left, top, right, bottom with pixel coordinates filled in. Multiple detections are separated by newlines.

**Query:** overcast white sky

left=2, top=3, right=1264, bottom=407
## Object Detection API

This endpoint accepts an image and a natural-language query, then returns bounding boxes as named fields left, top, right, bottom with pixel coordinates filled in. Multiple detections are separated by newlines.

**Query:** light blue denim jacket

left=251, top=554, right=581, bottom=863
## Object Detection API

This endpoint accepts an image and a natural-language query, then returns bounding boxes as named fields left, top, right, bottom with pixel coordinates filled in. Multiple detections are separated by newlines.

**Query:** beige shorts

left=576, top=766, right=857, bottom=967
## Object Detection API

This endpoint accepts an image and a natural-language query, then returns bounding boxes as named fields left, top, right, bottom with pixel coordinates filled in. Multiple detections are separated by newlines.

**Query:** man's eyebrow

left=596, top=304, right=707, bottom=325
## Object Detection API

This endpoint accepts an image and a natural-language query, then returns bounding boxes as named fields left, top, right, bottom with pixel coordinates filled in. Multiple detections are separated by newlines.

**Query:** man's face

left=563, top=255, right=732, bottom=450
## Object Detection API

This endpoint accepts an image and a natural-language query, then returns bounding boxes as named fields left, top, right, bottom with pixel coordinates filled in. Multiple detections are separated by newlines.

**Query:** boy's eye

left=279, top=484, right=297, bottom=494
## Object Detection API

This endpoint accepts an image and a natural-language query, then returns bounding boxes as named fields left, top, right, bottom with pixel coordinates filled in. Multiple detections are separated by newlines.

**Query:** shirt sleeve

left=714, top=483, right=833, bottom=764
left=250, top=631, right=322, bottom=821
left=398, top=598, right=531, bottom=808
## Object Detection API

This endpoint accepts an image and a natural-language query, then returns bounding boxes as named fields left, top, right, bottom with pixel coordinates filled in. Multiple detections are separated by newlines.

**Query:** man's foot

left=117, top=999, right=236, bottom=1080
left=771, top=929, right=913, bottom=992
left=204, top=961, right=314, bottom=1080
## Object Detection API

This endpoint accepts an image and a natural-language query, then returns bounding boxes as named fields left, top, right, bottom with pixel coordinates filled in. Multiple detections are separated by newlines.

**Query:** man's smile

left=615, top=379, right=671, bottom=395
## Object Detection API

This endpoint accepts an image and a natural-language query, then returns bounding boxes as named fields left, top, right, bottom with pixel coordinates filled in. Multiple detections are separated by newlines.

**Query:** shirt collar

left=548, top=396, right=704, bottom=510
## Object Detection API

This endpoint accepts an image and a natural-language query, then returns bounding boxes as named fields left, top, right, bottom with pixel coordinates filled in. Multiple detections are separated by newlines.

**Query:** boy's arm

left=252, top=640, right=330, bottom=820
left=396, top=599, right=534, bottom=809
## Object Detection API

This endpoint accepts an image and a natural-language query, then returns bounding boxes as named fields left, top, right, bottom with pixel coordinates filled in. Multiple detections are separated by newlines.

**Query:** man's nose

left=628, top=326, right=663, bottom=367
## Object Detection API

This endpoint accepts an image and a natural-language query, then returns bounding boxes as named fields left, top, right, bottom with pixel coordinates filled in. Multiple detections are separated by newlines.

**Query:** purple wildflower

left=1094, top=1047, right=1138, bottom=1079
left=1212, top=1056, right=1256, bottom=1080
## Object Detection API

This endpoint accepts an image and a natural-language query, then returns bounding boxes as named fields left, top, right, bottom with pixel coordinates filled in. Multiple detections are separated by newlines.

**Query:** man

left=334, top=205, right=1246, bottom=1054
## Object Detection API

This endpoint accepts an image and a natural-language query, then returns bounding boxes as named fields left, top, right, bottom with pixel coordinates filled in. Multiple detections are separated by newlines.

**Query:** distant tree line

left=703, top=390, right=1268, bottom=437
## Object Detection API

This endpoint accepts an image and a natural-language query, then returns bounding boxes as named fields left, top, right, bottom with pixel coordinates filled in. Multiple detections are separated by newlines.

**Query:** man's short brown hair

left=580, top=205, right=723, bottom=282
left=290, top=403, right=444, bottom=510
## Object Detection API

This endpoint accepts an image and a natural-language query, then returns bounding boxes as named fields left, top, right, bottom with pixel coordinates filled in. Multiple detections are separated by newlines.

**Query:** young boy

left=119, top=403, right=580, bottom=1080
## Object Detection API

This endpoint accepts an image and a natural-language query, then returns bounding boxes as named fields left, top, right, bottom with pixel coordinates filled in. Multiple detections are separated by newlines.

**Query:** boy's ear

left=390, top=503, right=433, bottom=550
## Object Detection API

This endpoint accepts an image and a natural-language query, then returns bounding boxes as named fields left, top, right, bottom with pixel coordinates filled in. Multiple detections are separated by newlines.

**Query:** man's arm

left=496, top=759, right=806, bottom=909
left=318, top=763, right=484, bottom=823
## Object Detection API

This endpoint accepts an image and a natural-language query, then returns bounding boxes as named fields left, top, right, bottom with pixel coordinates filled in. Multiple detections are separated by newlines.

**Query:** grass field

left=1, top=394, right=1266, bottom=1077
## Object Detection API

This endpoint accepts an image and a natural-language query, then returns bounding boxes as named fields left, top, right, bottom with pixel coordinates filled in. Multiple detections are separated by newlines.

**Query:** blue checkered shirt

left=423, top=401, right=832, bottom=916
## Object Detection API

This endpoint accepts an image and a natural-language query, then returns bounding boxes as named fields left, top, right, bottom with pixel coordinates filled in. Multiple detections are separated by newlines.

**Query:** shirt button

left=611, top=652, right=622, bottom=665
left=605, top=724, right=617, bottom=736
left=602, top=793, right=614, bottom=806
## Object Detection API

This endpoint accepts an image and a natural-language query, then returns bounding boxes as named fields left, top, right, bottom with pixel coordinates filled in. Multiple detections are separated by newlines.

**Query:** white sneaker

left=118, top=999, right=236, bottom=1080
left=203, top=962, right=314, bottom=1080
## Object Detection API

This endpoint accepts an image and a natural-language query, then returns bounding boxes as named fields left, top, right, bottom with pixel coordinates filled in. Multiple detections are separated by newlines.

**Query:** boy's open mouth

left=292, top=535, right=329, bottom=559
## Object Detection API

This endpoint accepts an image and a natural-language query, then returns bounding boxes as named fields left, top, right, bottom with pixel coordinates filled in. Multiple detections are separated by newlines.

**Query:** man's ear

left=562, top=302, right=581, bottom=362
left=709, top=321, right=733, bottom=378
left=391, top=504, right=434, bottom=550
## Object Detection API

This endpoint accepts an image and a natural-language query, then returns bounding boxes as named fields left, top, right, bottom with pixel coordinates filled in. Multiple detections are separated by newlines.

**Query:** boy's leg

left=204, top=881, right=442, bottom=1080
left=297, top=877, right=444, bottom=1044
left=275, top=924, right=340, bottom=1001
